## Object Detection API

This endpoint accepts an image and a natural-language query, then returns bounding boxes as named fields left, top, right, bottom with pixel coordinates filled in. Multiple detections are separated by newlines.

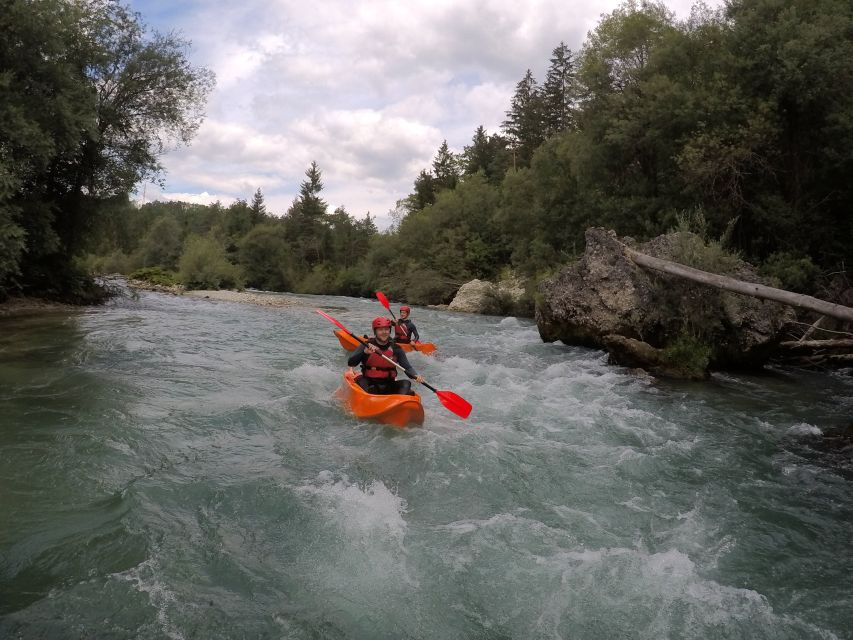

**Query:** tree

left=179, top=235, right=243, bottom=290
left=432, top=140, right=460, bottom=191
left=0, top=0, right=214, bottom=300
left=249, top=187, right=267, bottom=224
left=462, top=126, right=511, bottom=184
left=137, top=215, right=183, bottom=270
left=502, top=69, right=545, bottom=167
left=285, top=161, right=330, bottom=266
left=542, top=42, right=577, bottom=136
left=405, top=169, right=438, bottom=212
left=238, top=222, right=292, bottom=291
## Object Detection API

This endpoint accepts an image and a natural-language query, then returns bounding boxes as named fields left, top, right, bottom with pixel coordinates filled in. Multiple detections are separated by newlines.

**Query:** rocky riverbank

left=535, top=228, right=795, bottom=378
left=126, top=279, right=303, bottom=308
left=183, top=289, right=302, bottom=307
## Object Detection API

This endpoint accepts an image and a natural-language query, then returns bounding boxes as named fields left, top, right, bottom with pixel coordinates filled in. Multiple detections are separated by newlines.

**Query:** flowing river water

left=1, top=290, right=851, bottom=639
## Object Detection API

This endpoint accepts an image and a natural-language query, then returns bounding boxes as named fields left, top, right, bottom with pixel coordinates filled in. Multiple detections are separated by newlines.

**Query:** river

left=1, top=290, right=851, bottom=639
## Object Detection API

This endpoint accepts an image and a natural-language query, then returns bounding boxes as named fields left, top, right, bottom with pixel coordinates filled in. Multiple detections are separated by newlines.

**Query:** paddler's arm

left=347, top=344, right=367, bottom=367
left=393, top=346, right=423, bottom=382
left=409, top=321, right=420, bottom=341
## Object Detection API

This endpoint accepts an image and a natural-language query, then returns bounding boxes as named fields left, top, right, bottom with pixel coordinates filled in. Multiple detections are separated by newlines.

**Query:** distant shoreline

left=126, top=279, right=303, bottom=308
left=0, top=297, right=75, bottom=318
left=183, top=289, right=302, bottom=308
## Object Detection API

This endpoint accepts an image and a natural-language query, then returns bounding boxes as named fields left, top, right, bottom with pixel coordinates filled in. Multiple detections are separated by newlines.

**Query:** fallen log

left=779, top=339, right=853, bottom=350
left=798, top=316, right=824, bottom=342
left=624, top=248, right=853, bottom=324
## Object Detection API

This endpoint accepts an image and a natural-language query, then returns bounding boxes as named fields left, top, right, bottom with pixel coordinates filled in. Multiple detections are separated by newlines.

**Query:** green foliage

left=660, top=333, right=712, bottom=378
left=178, top=236, right=244, bottom=290
left=542, top=42, right=577, bottom=136
left=80, top=249, right=132, bottom=275
left=502, top=69, right=545, bottom=167
left=0, top=0, right=213, bottom=301
left=238, top=222, right=292, bottom=291
left=759, top=252, right=819, bottom=293
left=668, top=210, right=743, bottom=274
left=402, top=268, right=459, bottom=306
left=70, top=0, right=853, bottom=311
left=129, top=266, right=178, bottom=286
left=137, top=215, right=184, bottom=270
left=0, top=206, right=25, bottom=297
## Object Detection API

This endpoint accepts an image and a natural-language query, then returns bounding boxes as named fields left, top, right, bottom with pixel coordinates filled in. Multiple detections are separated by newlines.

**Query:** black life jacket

left=362, top=338, right=397, bottom=379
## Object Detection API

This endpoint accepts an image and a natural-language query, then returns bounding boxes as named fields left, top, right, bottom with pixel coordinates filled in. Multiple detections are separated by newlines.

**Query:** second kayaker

left=393, top=305, right=420, bottom=345
left=349, top=317, right=424, bottom=395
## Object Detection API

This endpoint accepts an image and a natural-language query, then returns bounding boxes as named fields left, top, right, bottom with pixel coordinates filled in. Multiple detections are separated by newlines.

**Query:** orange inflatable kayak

left=333, top=330, right=436, bottom=355
left=336, top=369, right=424, bottom=428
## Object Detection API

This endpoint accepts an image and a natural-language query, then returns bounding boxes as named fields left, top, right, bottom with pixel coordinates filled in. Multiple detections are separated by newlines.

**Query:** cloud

left=134, top=0, right=724, bottom=223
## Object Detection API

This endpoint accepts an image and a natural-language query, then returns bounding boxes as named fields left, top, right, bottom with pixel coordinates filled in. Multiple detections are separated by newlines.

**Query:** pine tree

left=542, top=42, right=577, bottom=136
left=298, top=161, right=326, bottom=221
left=432, top=140, right=459, bottom=191
left=463, top=126, right=491, bottom=175
left=249, top=187, right=267, bottom=224
left=463, top=126, right=511, bottom=184
left=408, top=169, right=437, bottom=212
left=502, top=69, right=545, bottom=167
left=285, top=161, right=330, bottom=266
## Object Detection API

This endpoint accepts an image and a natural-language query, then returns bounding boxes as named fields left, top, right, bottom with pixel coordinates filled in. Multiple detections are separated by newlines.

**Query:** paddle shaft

left=347, top=330, right=414, bottom=376
left=376, top=291, right=410, bottom=340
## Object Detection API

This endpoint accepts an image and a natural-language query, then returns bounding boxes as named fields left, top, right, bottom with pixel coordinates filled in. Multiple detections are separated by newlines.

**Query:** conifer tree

left=432, top=140, right=460, bottom=191
left=249, top=187, right=267, bottom=224
left=502, top=69, right=545, bottom=167
left=542, top=42, right=577, bottom=136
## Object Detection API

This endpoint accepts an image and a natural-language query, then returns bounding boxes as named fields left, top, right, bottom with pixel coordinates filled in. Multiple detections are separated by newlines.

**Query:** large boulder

left=448, top=279, right=497, bottom=313
left=448, top=276, right=529, bottom=315
left=536, top=228, right=794, bottom=372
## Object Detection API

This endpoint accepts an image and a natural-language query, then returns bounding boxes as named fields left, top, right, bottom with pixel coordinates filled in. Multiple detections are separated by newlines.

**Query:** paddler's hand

left=365, top=344, right=379, bottom=354
left=415, top=375, right=424, bottom=384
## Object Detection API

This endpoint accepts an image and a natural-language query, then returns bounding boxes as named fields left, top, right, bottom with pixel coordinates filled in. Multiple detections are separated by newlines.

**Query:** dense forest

left=2, top=0, right=852, bottom=310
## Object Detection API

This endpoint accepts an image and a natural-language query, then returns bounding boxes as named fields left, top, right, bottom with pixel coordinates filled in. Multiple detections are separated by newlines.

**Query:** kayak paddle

left=316, top=309, right=472, bottom=419
left=375, top=290, right=416, bottom=349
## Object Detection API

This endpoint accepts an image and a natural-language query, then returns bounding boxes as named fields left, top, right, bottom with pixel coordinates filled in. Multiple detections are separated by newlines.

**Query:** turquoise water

left=1, top=290, right=851, bottom=639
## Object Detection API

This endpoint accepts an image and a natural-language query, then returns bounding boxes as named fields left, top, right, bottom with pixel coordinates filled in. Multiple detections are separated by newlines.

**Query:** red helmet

left=372, top=317, right=393, bottom=330
left=400, top=306, right=411, bottom=313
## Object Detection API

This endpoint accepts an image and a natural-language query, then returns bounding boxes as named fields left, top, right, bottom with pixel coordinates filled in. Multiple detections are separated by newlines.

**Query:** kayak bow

left=336, top=368, right=425, bottom=428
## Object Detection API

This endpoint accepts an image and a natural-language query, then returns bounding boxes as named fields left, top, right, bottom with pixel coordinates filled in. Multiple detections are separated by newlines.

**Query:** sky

left=130, top=0, right=721, bottom=227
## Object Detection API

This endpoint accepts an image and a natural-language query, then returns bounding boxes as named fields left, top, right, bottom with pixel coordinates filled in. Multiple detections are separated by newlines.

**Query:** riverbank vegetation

left=3, top=0, right=851, bottom=316
left=0, top=0, right=213, bottom=302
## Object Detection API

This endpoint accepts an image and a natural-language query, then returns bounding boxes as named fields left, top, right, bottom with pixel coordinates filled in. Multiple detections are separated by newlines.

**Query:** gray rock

left=448, top=279, right=498, bottom=314
left=536, top=227, right=794, bottom=371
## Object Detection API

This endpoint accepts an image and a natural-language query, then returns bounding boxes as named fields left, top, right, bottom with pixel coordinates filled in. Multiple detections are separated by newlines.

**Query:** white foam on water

left=279, top=363, right=342, bottom=405
left=112, top=557, right=185, bottom=640
left=298, top=471, right=408, bottom=545
left=787, top=422, right=823, bottom=436
left=532, top=546, right=841, bottom=639
left=551, top=505, right=605, bottom=530
left=498, top=316, right=523, bottom=328
left=285, top=471, right=422, bottom=630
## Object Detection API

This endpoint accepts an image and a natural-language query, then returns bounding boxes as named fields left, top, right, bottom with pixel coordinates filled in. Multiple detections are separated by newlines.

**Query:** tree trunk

left=624, top=248, right=853, bottom=324
left=779, top=339, right=853, bottom=350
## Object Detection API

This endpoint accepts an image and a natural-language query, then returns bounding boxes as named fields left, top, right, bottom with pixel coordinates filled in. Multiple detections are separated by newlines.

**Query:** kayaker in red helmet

left=393, top=305, right=420, bottom=344
left=348, top=317, right=424, bottom=395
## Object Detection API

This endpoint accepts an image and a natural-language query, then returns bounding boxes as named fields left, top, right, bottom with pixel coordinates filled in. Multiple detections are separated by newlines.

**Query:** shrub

left=178, top=236, right=244, bottom=290
left=660, top=333, right=712, bottom=377
left=759, top=251, right=819, bottom=293
left=129, top=266, right=178, bottom=286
